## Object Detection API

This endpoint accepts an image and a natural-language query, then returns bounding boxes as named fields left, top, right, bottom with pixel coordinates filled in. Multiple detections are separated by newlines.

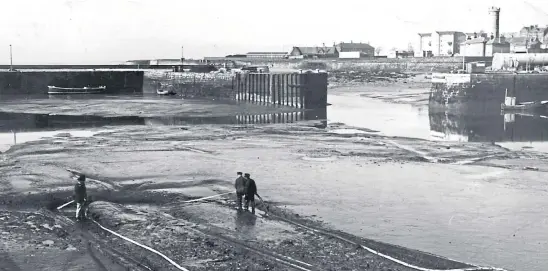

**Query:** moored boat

left=156, top=89, right=176, bottom=95
left=501, top=88, right=548, bottom=111
left=500, top=100, right=548, bottom=111
left=48, top=86, right=106, bottom=95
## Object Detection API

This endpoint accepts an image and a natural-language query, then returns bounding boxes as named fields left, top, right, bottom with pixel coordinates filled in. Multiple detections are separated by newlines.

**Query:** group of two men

left=234, top=172, right=258, bottom=214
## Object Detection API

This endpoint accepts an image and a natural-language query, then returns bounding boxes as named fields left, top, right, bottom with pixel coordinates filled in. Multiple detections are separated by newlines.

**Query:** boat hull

left=47, top=86, right=106, bottom=95
left=501, top=103, right=548, bottom=111
left=156, top=90, right=176, bottom=95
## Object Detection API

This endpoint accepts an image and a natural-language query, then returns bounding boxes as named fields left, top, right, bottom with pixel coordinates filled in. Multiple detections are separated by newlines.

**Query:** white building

left=416, top=31, right=467, bottom=57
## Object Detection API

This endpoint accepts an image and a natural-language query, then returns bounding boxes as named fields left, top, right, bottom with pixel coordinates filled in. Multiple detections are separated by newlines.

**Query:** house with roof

left=461, top=32, right=510, bottom=57
left=416, top=31, right=467, bottom=57
left=289, top=45, right=339, bottom=59
left=519, top=25, right=548, bottom=43
left=507, top=37, right=543, bottom=53
left=335, top=42, right=375, bottom=57
left=461, top=37, right=489, bottom=57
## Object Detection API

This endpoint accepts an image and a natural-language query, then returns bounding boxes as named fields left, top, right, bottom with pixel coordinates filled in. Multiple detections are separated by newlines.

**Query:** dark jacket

left=74, top=182, right=87, bottom=203
left=245, top=178, right=257, bottom=196
left=235, top=176, right=246, bottom=194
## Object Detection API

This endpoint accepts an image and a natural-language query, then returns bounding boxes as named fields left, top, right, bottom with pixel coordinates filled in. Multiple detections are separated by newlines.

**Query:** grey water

left=328, top=93, right=548, bottom=152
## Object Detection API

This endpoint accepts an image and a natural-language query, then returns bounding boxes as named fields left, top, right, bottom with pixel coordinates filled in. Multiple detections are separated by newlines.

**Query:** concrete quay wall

left=0, top=70, right=144, bottom=95
left=144, top=71, right=233, bottom=98
left=429, top=72, right=548, bottom=114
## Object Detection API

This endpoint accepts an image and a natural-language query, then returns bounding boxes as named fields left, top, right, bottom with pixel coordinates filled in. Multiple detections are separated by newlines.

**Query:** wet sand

left=0, top=121, right=535, bottom=270
left=0, top=76, right=545, bottom=270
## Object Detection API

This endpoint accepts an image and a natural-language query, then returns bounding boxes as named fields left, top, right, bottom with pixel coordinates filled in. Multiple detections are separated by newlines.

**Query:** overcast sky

left=1, top=0, right=548, bottom=64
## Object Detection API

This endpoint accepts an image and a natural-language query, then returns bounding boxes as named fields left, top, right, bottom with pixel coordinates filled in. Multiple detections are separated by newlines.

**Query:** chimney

left=488, top=7, right=501, bottom=39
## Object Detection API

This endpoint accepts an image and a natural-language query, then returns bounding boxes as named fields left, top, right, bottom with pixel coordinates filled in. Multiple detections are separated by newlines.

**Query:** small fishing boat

left=501, top=100, right=548, bottom=111
left=500, top=88, right=548, bottom=111
left=156, top=89, right=176, bottom=95
left=48, top=86, right=106, bottom=95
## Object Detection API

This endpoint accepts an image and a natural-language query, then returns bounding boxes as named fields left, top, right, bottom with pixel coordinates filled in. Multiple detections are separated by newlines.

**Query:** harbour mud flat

left=0, top=116, right=529, bottom=270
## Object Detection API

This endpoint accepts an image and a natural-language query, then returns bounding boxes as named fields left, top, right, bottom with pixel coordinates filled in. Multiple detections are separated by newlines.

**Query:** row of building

left=416, top=27, right=547, bottom=57
left=415, top=7, right=548, bottom=57
left=224, top=42, right=377, bottom=60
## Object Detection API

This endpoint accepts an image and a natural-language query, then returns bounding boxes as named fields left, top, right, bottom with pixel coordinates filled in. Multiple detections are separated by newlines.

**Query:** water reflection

left=429, top=102, right=548, bottom=143
left=234, top=210, right=257, bottom=235
left=0, top=108, right=327, bottom=133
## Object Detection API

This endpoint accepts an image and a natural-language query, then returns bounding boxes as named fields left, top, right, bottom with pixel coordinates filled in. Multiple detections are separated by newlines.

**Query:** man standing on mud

left=74, top=174, right=88, bottom=221
left=234, top=172, right=247, bottom=210
left=243, top=173, right=257, bottom=214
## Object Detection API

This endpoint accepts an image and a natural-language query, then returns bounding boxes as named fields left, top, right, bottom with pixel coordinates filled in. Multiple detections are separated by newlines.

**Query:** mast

left=9, top=44, right=13, bottom=71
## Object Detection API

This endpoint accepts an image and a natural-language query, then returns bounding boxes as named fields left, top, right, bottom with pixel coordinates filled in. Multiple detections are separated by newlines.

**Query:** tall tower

left=488, top=6, right=501, bottom=39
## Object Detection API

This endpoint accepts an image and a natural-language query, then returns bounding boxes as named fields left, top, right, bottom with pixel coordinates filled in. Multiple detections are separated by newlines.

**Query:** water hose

left=180, top=192, right=234, bottom=203
left=180, top=193, right=507, bottom=271
left=57, top=200, right=74, bottom=210
left=56, top=200, right=190, bottom=271
left=91, top=219, right=190, bottom=271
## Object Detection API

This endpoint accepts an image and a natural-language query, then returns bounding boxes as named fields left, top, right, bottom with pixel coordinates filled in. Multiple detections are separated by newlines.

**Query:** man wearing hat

left=243, top=173, right=257, bottom=214
left=74, top=174, right=88, bottom=221
left=234, top=172, right=247, bottom=210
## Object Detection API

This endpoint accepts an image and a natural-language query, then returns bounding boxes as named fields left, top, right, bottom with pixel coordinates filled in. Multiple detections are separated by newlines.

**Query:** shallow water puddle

left=180, top=204, right=297, bottom=242
left=0, top=130, right=106, bottom=152
left=497, top=141, right=548, bottom=153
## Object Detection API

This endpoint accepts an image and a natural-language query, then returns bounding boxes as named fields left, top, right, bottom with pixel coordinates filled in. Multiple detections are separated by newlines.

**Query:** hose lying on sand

left=57, top=200, right=190, bottom=271
left=180, top=192, right=234, bottom=203
left=276, top=215, right=505, bottom=271
left=91, top=219, right=190, bottom=271
left=181, top=192, right=507, bottom=271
